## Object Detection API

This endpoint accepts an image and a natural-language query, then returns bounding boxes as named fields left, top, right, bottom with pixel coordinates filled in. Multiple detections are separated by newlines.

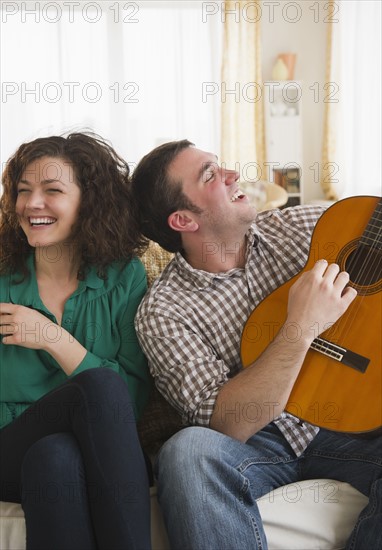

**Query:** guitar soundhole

left=344, top=243, right=382, bottom=294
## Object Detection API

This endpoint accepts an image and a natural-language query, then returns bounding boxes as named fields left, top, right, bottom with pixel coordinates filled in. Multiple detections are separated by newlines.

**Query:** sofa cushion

left=257, top=479, right=368, bottom=549
left=137, top=386, right=183, bottom=456
left=137, top=242, right=184, bottom=455
left=140, top=241, right=173, bottom=287
left=0, top=480, right=368, bottom=550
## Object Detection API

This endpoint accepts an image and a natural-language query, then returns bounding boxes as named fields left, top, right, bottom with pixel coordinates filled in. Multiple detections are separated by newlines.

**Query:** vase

left=278, top=53, right=297, bottom=80
left=271, top=58, right=289, bottom=80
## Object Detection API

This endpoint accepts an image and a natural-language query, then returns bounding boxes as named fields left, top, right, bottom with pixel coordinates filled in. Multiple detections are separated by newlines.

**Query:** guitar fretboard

left=360, top=199, right=382, bottom=249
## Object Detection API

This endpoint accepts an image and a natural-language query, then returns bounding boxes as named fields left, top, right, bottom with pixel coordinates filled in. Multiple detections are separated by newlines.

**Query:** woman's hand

left=0, top=302, right=87, bottom=375
left=0, top=303, right=58, bottom=351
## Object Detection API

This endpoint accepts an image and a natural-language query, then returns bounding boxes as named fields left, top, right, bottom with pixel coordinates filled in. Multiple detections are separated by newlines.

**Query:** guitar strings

left=347, top=205, right=382, bottom=287
left=324, top=241, right=380, bottom=345
left=325, top=205, right=381, bottom=343
left=347, top=202, right=382, bottom=289
left=323, top=200, right=382, bottom=345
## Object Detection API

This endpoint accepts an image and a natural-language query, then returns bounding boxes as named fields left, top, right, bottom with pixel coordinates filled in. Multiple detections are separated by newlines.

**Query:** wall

left=261, top=0, right=330, bottom=202
left=0, top=1, right=222, bottom=171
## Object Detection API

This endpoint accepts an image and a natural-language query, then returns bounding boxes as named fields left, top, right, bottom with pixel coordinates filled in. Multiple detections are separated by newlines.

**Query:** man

left=131, top=140, right=381, bottom=549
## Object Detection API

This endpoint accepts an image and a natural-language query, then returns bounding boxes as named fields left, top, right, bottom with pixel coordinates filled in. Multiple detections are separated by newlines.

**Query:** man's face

left=168, top=146, right=257, bottom=235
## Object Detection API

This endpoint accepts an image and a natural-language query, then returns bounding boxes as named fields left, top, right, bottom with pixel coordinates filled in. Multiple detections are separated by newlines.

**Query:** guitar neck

left=360, top=199, right=382, bottom=249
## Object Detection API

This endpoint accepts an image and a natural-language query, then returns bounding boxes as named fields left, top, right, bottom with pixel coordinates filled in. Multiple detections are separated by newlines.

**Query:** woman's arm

left=0, top=260, right=151, bottom=419
left=0, top=303, right=87, bottom=375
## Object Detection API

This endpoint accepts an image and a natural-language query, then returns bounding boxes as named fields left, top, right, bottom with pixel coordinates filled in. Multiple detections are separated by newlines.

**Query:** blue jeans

left=156, top=424, right=382, bottom=550
left=0, top=368, right=151, bottom=550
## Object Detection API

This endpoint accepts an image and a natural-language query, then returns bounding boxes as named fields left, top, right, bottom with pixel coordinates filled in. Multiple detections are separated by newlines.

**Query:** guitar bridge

left=310, top=337, right=370, bottom=373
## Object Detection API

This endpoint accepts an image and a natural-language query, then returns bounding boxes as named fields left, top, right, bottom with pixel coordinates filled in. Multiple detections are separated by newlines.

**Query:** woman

left=0, top=133, right=152, bottom=549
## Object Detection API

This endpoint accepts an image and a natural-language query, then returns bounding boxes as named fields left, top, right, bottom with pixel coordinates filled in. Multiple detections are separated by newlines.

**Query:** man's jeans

left=156, top=424, right=382, bottom=550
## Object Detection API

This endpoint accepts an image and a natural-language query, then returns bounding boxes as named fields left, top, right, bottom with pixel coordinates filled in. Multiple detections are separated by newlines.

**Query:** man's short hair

left=130, top=139, right=202, bottom=252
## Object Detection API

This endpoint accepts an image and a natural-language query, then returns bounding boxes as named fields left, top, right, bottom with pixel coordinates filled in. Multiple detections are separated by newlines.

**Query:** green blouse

left=0, top=255, right=151, bottom=429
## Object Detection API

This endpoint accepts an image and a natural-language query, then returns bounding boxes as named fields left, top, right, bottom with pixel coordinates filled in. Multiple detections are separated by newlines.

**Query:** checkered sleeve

left=135, top=205, right=328, bottom=451
left=135, top=300, right=230, bottom=426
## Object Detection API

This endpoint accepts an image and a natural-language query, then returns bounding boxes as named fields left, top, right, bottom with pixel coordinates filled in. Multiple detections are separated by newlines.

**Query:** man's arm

left=210, top=260, right=357, bottom=441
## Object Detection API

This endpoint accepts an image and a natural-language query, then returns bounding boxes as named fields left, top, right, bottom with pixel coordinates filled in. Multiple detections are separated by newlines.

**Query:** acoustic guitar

left=241, top=196, right=382, bottom=433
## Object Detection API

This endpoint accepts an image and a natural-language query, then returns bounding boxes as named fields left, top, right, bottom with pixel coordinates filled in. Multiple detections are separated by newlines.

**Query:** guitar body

left=241, top=196, right=382, bottom=433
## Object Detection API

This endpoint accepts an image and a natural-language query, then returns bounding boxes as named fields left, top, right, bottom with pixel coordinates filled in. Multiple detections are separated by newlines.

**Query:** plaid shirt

left=136, top=205, right=325, bottom=456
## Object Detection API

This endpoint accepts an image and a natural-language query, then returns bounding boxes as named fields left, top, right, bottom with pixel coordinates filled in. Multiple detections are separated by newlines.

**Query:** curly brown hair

left=0, top=132, right=147, bottom=278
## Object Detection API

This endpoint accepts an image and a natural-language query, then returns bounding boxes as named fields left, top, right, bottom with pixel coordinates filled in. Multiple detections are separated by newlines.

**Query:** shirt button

left=64, top=318, right=72, bottom=324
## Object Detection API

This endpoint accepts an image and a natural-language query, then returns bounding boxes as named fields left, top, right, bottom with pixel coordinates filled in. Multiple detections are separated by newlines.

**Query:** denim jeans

left=156, top=424, right=382, bottom=550
left=0, top=368, right=151, bottom=550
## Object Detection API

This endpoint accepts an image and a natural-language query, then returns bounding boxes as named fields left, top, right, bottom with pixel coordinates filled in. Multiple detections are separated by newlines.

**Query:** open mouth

left=29, top=217, right=57, bottom=226
left=230, top=189, right=246, bottom=202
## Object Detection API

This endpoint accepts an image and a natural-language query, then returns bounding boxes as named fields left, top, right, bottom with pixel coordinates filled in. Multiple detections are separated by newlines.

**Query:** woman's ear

left=168, top=211, right=199, bottom=233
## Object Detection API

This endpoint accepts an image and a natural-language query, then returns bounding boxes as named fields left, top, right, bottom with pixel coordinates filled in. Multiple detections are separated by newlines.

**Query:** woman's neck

left=34, top=244, right=80, bottom=282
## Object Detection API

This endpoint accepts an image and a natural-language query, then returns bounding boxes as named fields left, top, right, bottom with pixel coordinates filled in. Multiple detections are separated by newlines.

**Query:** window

left=1, top=1, right=222, bottom=169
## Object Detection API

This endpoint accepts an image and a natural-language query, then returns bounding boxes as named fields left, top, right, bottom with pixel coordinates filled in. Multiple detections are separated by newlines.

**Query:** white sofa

left=0, top=243, right=369, bottom=549
left=0, top=480, right=368, bottom=549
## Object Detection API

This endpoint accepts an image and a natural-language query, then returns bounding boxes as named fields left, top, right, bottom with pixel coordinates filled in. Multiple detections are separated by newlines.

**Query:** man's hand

left=0, top=303, right=57, bottom=350
left=211, top=260, right=358, bottom=442
left=286, top=260, right=357, bottom=344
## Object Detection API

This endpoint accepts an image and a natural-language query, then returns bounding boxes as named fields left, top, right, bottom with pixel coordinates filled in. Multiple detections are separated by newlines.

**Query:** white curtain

left=0, top=1, right=222, bottom=170
left=323, top=0, right=381, bottom=198
left=220, top=0, right=265, bottom=184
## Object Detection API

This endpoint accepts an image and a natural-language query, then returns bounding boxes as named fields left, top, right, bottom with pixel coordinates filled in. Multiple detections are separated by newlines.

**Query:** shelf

left=264, top=81, right=303, bottom=206
left=272, top=166, right=302, bottom=208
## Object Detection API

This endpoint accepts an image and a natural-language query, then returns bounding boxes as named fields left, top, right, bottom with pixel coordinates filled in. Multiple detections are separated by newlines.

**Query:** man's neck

left=183, top=237, right=247, bottom=273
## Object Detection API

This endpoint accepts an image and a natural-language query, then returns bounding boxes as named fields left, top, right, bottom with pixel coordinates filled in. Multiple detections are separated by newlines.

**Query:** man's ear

left=168, top=211, right=199, bottom=233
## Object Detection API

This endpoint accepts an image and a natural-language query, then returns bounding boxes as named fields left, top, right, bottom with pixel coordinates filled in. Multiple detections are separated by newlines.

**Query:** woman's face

left=15, top=156, right=81, bottom=250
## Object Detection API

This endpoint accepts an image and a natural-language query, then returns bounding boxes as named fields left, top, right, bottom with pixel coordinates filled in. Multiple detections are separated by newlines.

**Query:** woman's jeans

left=156, top=424, right=382, bottom=550
left=0, top=368, right=151, bottom=550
